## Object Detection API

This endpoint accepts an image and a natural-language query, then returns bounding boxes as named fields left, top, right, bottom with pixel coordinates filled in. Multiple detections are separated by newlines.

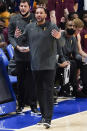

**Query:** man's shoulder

left=10, top=13, right=21, bottom=21
left=26, top=22, right=36, bottom=28
left=30, top=13, right=35, bottom=18
left=49, top=22, right=57, bottom=27
left=46, top=21, right=59, bottom=30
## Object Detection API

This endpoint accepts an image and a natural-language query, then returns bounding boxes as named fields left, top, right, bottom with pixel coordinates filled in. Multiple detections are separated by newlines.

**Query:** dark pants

left=16, top=61, right=37, bottom=108
left=56, top=60, right=77, bottom=95
left=69, top=60, right=78, bottom=94
left=32, top=70, right=56, bottom=121
left=80, top=64, right=87, bottom=94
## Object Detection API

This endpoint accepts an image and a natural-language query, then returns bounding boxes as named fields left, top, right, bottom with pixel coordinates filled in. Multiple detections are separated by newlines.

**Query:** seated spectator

left=77, top=10, right=87, bottom=97
left=56, top=19, right=83, bottom=97
left=73, top=18, right=86, bottom=92
left=73, top=18, right=87, bottom=57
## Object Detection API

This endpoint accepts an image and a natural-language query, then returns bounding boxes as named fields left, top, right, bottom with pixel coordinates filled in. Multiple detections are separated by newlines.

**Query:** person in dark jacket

left=58, top=19, right=83, bottom=97
left=19, top=6, right=61, bottom=128
left=8, top=0, right=40, bottom=114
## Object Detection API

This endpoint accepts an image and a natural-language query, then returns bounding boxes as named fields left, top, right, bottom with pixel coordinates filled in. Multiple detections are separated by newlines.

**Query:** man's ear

left=45, top=13, right=47, bottom=18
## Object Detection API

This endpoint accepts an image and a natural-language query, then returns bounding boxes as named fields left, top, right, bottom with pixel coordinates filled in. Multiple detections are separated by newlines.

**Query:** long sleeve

left=72, top=37, right=82, bottom=61
left=8, top=16, right=18, bottom=48
left=57, top=42, right=66, bottom=63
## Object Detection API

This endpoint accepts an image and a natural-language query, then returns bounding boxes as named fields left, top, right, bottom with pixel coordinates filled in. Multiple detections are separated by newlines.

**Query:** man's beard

left=20, top=11, right=29, bottom=17
left=66, top=28, right=75, bottom=35
left=36, top=17, right=45, bottom=23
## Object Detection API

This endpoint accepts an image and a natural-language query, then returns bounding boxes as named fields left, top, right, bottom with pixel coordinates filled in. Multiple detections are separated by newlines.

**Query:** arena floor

left=0, top=97, right=87, bottom=131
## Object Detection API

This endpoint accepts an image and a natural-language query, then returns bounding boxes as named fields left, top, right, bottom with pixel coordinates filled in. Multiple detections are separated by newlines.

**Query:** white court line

left=0, top=128, right=17, bottom=130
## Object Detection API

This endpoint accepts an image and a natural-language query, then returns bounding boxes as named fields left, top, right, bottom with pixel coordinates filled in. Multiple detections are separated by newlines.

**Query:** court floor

left=0, top=97, right=87, bottom=131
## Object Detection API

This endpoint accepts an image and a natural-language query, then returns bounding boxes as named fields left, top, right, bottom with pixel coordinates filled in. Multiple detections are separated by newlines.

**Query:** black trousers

left=16, top=61, right=37, bottom=108
left=32, top=70, right=56, bottom=121
left=69, top=60, right=78, bottom=93
left=80, top=63, right=87, bottom=94
left=55, top=60, right=77, bottom=95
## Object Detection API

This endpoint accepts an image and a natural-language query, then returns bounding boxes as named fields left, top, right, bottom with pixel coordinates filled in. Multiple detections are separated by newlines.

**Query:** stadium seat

left=0, top=48, right=9, bottom=66
left=0, top=48, right=17, bottom=84
left=6, top=44, right=14, bottom=59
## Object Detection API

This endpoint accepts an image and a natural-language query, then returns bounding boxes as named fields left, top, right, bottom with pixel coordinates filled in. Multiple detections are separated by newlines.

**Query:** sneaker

left=54, top=98, right=58, bottom=105
left=43, top=120, right=51, bottom=129
left=37, top=118, right=45, bottom=125
left=16, top=107, right=24, bottom=114
left=31, top=108, right=41, bottom=115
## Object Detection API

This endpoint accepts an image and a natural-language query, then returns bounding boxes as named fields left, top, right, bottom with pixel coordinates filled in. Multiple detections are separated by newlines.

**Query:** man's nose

left=22, top=6, right=25, bottom=9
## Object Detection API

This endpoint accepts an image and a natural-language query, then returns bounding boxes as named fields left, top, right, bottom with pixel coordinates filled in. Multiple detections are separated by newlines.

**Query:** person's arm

left=73, top=36, right=87, bottom=63
left=51, top=29, right=61, bottom=39
left=8, top=16, right=18, bottom=48
left=15, top=24, right=30, bottom=53
left=51, top=28, right=66, bottom=48
left=57, top=42, right=70, bottom=68
left=57, top=43, right=66, bottom=63
left=74, top=1, right=78, bottom=12
left=3, top=28, right=9, bottom=45
left=50, top=10, right=56, bottom=24
left=0, top=33, right=7, bottom=47
left=71, top=36, right=82, bottom=62
left=64, top=8, right=69, bottom=19
left=0, top=42, right=7, bottom=48
left=47, top=0, right=57, bottom=24
left=77, top=33, right=87, bottom=57
left=8, top=15, right=29, bottom=53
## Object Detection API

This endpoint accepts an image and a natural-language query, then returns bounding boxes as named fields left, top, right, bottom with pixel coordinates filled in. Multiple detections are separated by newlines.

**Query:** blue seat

left=0, top=57, right=16, bottom=115
left=6, top=44, right=14, bottom=59
left=0, top=48, right=9, bottom=66
left=0, top=48, right=17, bottom=84
left=9, top=75, right=17, bottom=83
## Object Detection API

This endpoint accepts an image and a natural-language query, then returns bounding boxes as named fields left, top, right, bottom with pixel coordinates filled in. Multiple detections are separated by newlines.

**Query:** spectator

left=20, top=6, right=61, bottom=128
left=58, top=19, right=82, bottom=97
left=73, top=18, right=86, bottom=57
left=78, top=10, right=87, bottom=97
left=8, top=0, right=40, bottom=114
left=73, top=18, right=85, bottom=92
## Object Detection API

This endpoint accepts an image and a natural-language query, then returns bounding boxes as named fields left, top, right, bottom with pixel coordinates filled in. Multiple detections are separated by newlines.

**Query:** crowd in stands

left=0, top=0, right=87, bottom=129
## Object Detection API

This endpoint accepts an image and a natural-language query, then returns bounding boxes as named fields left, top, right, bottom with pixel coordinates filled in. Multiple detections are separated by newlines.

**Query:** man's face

left=66, top=21, right=75, bottom=29
left=19, top=2, right=30, bottom=16
left=35, top=8, right=47, bottom=23
left=75, top=27, right=83, bottom=35
left=66, top=20, right=75, bottom=35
